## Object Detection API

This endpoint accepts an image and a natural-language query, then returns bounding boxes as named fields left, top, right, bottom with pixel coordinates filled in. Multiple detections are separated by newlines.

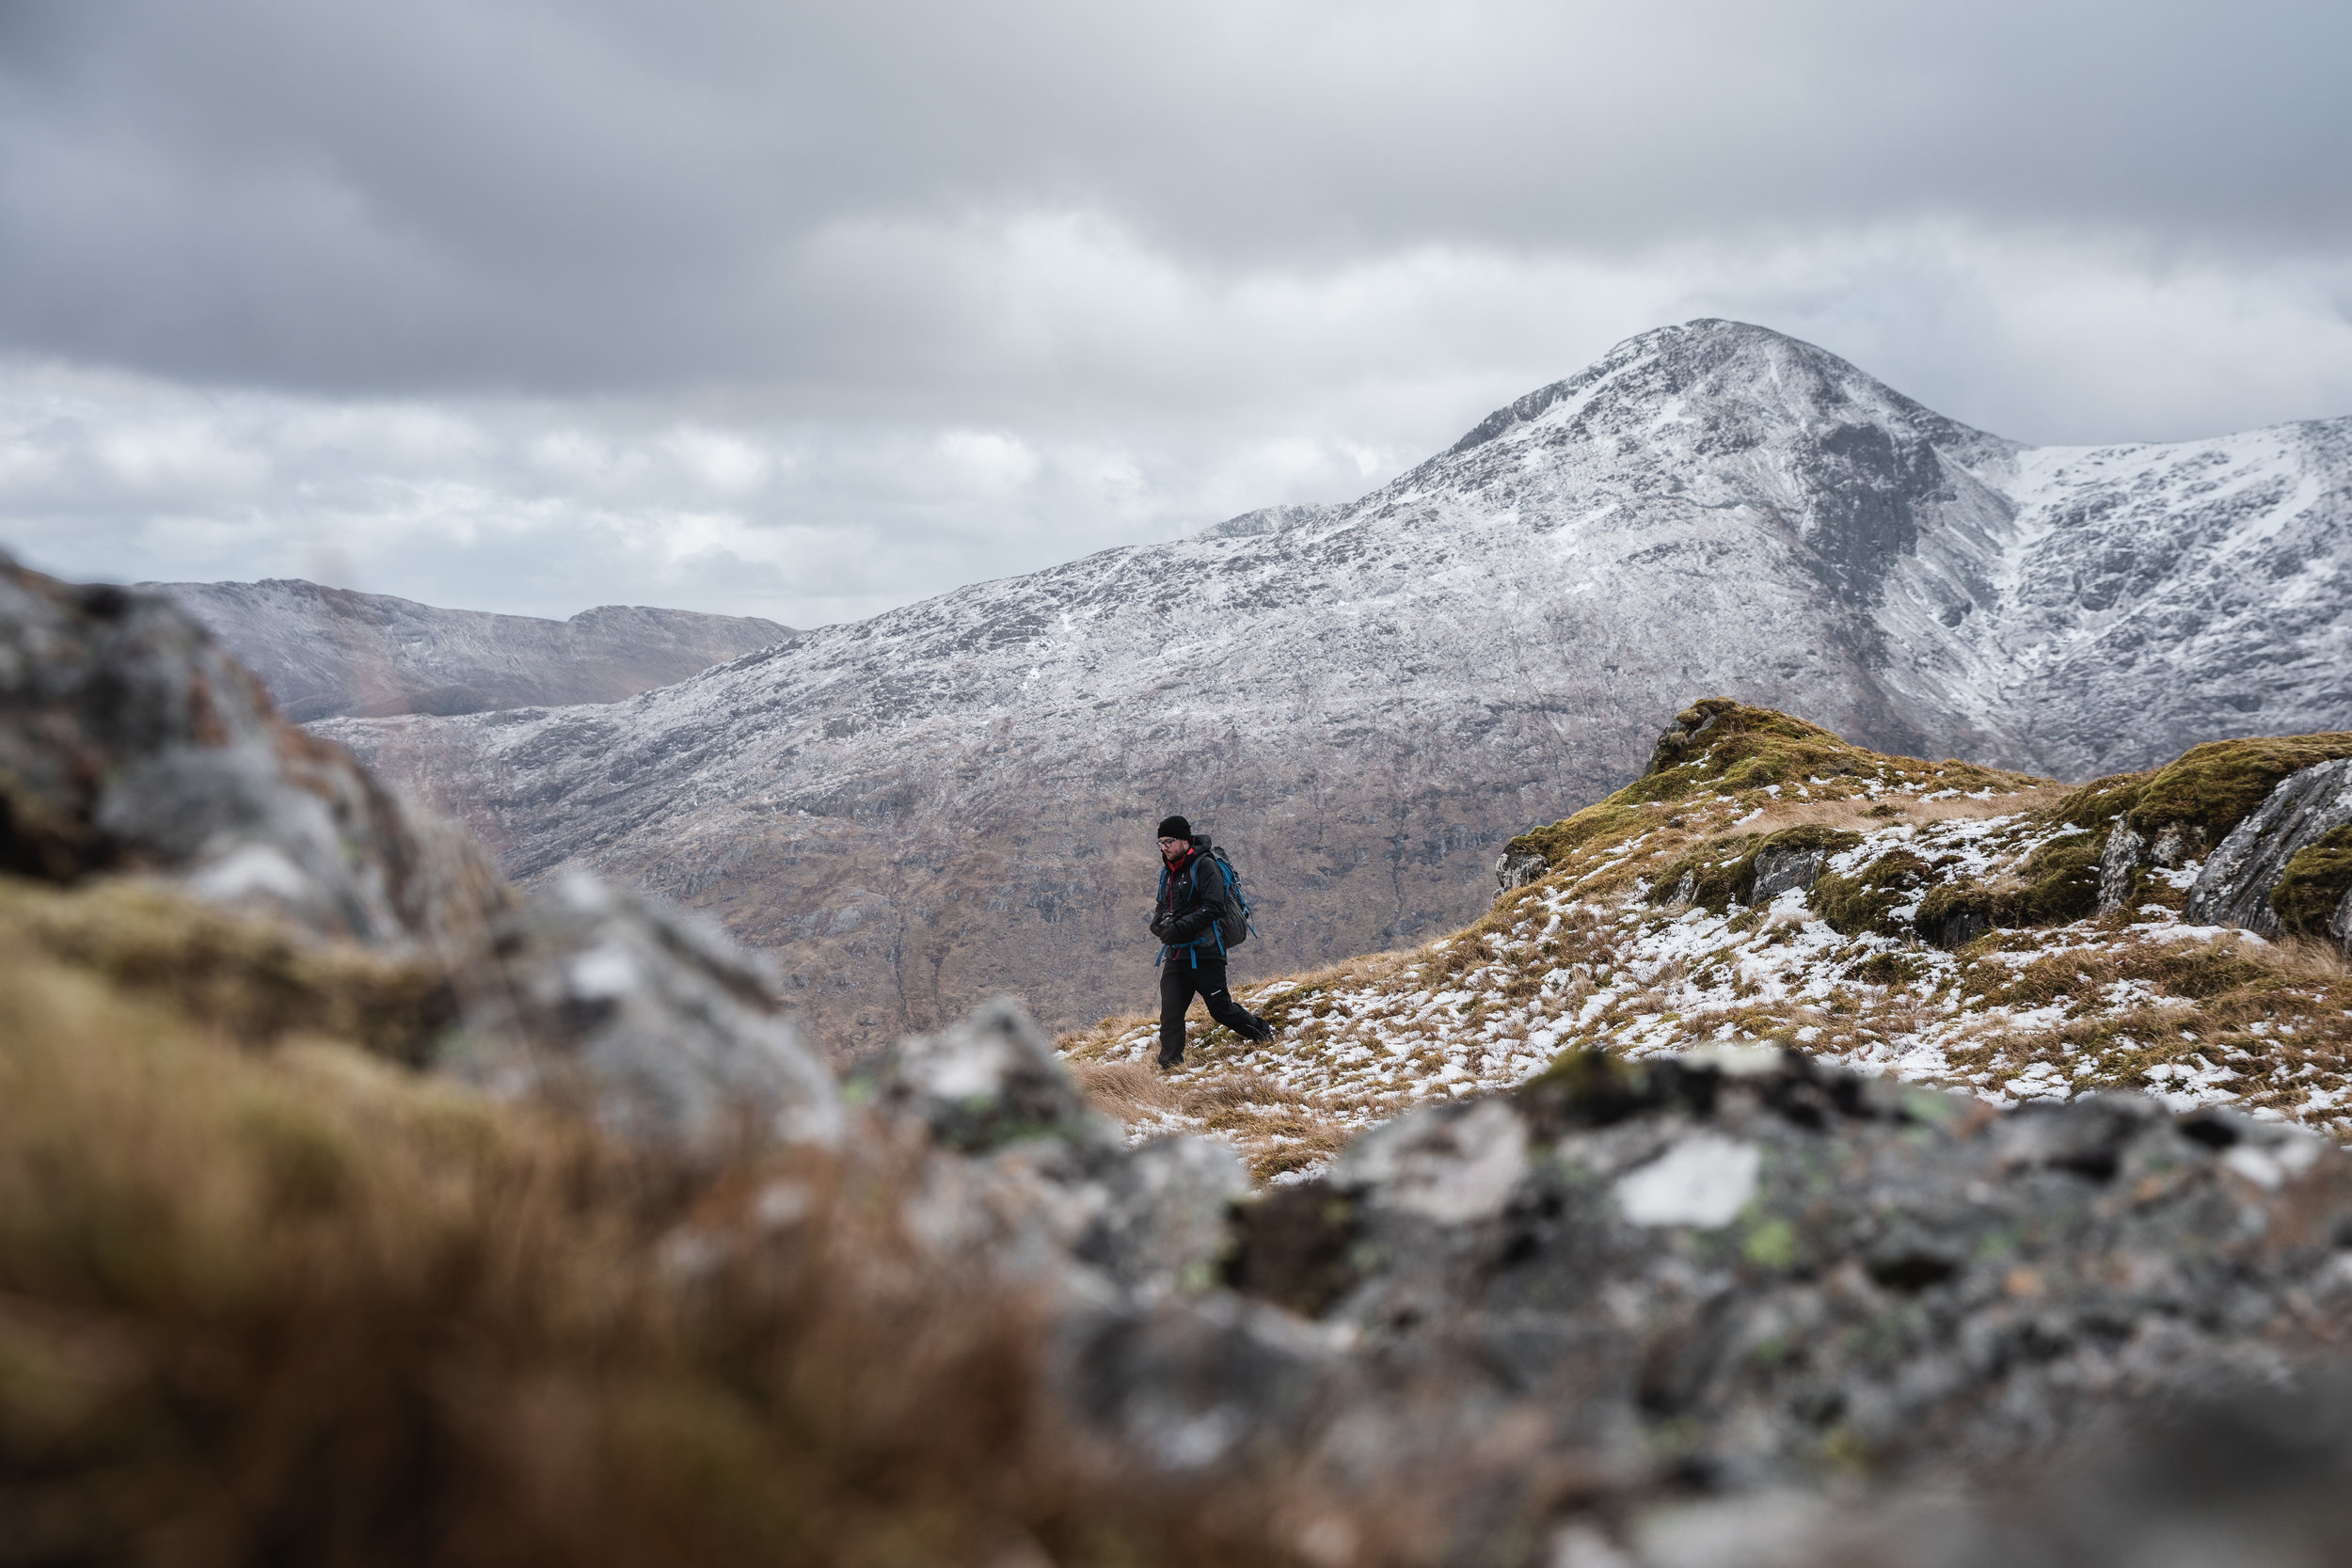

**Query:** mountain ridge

left=154, top=577, right=794, bottom=721
left=321, top=319, right=2352, bottom=1044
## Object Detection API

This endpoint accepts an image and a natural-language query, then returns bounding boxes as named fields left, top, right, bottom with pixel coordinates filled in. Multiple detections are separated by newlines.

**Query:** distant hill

left=318, top=319, right=2352, bottom=1044
left=150, top=578, right=792, bottom=721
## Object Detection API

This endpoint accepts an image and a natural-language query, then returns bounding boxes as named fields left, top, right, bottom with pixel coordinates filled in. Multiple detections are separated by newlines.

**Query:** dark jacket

left=1152, top=847, right=1223, bottom=950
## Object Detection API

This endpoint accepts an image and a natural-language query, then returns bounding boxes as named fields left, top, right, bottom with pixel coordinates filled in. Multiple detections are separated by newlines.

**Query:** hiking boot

left=1156, top=1047, right=1184, bottom=1069
left=1242, top=1017, right=1277, bottom=1044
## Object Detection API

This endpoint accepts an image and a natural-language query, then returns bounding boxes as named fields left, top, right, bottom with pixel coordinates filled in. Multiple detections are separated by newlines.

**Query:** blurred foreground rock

left=14, top=552, right=2352, bottom=1565
left=0, top=556, right=840, bottom=1149
left=1262, top=1048, right=2352, bottom=1488
left=866, top=999, right=1250, bottom=1295
left=0, top=554, right=506, bottom=955
left=446, top=871, right=842, bottom=1149
left=874, top=1017, right=2352, bottom=1563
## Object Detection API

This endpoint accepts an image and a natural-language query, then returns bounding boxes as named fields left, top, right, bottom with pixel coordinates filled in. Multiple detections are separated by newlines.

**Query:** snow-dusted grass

left=1059, top=732, right=2352, bottom=1185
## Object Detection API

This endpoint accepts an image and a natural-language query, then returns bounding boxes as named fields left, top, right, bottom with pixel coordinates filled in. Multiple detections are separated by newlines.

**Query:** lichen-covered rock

left=1495, top=848, right=1548, bottom=895
left=1225, top=1048, right=2352, bottom=1489
left=1748, top=843, right=1826, bottom=903
left=870, top=995, right=1114, bottom=1155
left=445, top=871, right=842, bottom=1149
left=0, top=555, right=505, bottom=957
left=2187, top=756, right=2352, bottom=938
left=872, top=997, right=1249, bottom=1294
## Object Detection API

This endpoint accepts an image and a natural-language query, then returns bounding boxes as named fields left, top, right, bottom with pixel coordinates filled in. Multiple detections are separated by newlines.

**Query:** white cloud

left=3, top=214, right=2350, bottom=626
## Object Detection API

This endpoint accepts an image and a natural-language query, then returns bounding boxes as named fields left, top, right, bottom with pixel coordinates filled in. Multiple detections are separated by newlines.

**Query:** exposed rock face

left=0, top=555, right=506, bottom=956
left=867, top=999, right=1250, bottom=1294
left=1748, top=842, right=1827, bottom=902
left=1217, top=1049, right=2352, bottom=1493
left=317, top=320, right=2352, bottom=1043
left=1494, top=848, right=1549, bottom=895
left=1, top=557, right=838, bottom=1150
left=155, top=578, right=791, bottom=721
left=446, top=872, right=841, bottom=1150
left=2188, top=757, right=2352, bottom=937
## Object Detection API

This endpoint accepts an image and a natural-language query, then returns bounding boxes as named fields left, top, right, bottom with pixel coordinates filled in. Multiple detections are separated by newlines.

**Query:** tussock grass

left=0, top=877, right=1315, bottom=1568
left=0, top=876, right=455, bottom=1061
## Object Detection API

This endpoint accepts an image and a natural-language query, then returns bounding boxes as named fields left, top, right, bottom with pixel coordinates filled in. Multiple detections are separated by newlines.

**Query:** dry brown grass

left=1068, top=1058, right=1356, bottom=1181
left=1756, top=783, right=2073, bottom=832
left=0, top=878, right=1320, bottom=1568
left=0, top=876, right=455, bottom=1061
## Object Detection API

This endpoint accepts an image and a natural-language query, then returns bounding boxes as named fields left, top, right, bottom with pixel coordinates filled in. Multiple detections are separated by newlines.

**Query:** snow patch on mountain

left=321, top=320, right=2352, bottom=1043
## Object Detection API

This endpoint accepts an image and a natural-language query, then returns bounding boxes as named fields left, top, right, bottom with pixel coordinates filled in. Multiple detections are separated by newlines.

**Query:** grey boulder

left=867, top=999, right=1249, bottom=1296
left=446, top=871, right=842, bottom=1150
left=1749, top=843, right=1828, bottom=903
left=0, top=554, right=506, bottom=957
left=1495, top=848, right=1549, bottom=896
left=2186, top=757, right=2352, bottom=936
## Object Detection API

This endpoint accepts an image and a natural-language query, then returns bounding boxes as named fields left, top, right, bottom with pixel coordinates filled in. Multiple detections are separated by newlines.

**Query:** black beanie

left=1156, top=815, right=1193, bottom=840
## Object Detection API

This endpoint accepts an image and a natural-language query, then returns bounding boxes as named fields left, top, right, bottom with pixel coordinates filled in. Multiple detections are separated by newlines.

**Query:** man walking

left=1150, top=815, right=1274, bottom=1069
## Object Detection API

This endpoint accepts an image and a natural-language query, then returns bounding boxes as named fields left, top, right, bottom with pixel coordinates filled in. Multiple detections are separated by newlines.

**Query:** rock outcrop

left=1, top=556, right=839, bottom=1148
left=1494, top=847, right=1549, bottom=895
left=0, top=554, right=507, bottom=957
left=2188, top=755, right=2352, bottom=940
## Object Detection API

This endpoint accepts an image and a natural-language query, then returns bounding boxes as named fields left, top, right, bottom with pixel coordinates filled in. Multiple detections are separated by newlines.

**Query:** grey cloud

left=5, top=0, right=2351, bottom=622
left=8, top=224, right=2351, bottom=630
left=3, top=0, right=2349, bottom=395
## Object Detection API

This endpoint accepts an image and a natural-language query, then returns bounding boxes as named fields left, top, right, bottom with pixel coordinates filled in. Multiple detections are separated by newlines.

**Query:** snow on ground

left=1061, top=730, right=2352, bottom=1185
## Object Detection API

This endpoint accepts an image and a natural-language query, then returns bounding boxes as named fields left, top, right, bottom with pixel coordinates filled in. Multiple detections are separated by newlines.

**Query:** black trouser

left=1159, top=949, right=1257, bottom=1062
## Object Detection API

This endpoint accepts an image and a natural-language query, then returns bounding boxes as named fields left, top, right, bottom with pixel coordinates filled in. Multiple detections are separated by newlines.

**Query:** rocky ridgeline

left=9, top=561, right=2352, bottom=1564
left=1063, top=700, right=2352, bottom=1181
left=155, top=577, right=793, bottom=721
left=318, top=319, right=2352, bottom=1048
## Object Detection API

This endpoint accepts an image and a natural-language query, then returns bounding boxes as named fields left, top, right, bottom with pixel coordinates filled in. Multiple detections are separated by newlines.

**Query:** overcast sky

left=3, top=0, right=2348, bottom=626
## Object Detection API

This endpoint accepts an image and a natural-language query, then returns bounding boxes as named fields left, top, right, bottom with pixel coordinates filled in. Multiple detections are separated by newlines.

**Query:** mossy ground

left=0, top=873, right=1313, bottom=1568
left=2273, top=825, right=2352, bottom=940
left=1060, top=702, right=2352, bottom=1181
left=2124, top=733, right=2352, bottom=843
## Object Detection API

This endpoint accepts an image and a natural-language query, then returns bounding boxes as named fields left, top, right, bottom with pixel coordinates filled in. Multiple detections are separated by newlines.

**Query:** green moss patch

left=1621, top=699, right=1882, bottom=804
left=2046, top=772, right=2153, bottom=832
left=1506, top=801, right=1649, bottom=869
left=1646, top=824, right=1863, bottom=914
left=2272, top=825, right=2352, bottom=939
left=1620, top=699, right=2037, bottom=807
left=2126, top=733, right=2352, bottom=844
left=1810, top=851, right=1931, bottom=937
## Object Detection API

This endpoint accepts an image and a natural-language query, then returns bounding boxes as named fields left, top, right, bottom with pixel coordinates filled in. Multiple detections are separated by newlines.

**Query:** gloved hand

left=1150, top=911, right=1174, bottom=941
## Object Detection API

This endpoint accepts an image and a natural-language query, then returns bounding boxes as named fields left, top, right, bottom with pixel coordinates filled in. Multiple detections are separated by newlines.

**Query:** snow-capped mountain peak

left=323, top=321, right=2352, bottom=1045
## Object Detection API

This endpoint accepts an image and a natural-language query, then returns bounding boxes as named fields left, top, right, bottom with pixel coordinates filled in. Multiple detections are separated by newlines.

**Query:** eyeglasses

left=1157, top=837, right=1187, bottom=847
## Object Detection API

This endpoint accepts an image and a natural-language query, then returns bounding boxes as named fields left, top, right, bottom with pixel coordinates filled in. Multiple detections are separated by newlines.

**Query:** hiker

left=1149, top=815, right=1274, bottom=1068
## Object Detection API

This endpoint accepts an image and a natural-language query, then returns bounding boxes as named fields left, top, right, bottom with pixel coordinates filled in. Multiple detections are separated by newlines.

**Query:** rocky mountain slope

left=318, top=320, right=2352, bottom=1045
left=1064, top=700, right=2352, bottom=1183
left=12, top=565, right=2352, bottom=1568
left=156, top=577, right=791, bottom=720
